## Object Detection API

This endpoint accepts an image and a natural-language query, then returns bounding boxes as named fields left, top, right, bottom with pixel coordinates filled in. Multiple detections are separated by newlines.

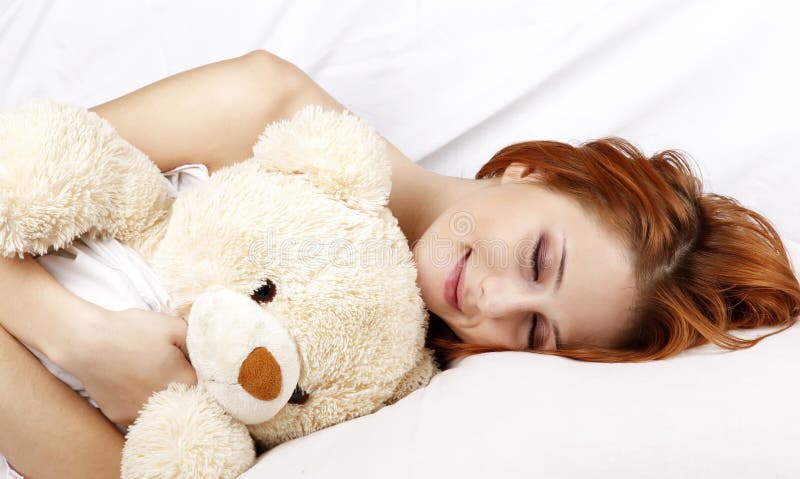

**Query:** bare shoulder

left=88, top=48, right=426, bottom=223
left=231, top=52, right=430, bottom=241
left=89, top=50, right=312, bottom=174
left=262, top=52, right=419, bottom=175
left=236, top=51, right=430, bottom=242
left=253, top=51, right=428, bottom=211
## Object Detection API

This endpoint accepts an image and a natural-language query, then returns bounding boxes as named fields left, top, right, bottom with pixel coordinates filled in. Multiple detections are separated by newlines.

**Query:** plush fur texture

left=0, top=101, right=439, bottom=478
left=121, top=383, right=256, bottom=479
left=0, top=101, right=173, bottom=260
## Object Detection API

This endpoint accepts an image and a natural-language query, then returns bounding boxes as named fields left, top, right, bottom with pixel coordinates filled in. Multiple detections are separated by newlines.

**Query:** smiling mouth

left=444, top=248, right=471, bottom=312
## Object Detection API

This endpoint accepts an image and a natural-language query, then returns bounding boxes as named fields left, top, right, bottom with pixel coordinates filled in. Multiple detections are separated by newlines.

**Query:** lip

left=444, top=248, right=471, bottom=312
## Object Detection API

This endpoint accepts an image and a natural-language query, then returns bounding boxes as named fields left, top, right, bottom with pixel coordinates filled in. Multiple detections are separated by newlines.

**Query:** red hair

left=425, top=138, right=800, bottom=366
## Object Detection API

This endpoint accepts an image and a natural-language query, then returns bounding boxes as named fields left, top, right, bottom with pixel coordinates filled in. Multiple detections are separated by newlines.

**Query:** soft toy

left=0, top=101, right=439, bottom=478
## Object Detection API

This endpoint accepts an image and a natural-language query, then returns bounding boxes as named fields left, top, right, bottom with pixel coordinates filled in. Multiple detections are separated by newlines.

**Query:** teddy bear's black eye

left=250, top=279, right=277, bottom=303
left=288, top=384, right=309, bottom=405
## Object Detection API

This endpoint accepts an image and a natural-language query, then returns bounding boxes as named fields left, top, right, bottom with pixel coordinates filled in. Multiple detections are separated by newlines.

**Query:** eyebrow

left=555, top=236, right=566, bottom=292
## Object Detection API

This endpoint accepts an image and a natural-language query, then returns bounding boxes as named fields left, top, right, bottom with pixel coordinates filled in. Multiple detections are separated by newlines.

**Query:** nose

left=473, top=274, right=539, bottom=319
left=238, top=346, right=282, bottom=401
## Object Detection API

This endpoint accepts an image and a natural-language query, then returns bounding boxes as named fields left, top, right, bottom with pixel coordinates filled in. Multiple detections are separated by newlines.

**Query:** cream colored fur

left=0, top=101, right=173, bottom=260
left=0, top=101, right=439, bottom=479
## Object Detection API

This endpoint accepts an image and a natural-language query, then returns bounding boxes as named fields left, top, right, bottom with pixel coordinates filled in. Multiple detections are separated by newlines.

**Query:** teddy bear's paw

left=187, top=287, right=302, bottom=425
left=0, top=199, right=74, bottom=258
left=121, top=383, right=255, bottom=479
left=250, top=105, right=391, bottom=214
left=0, top=100, right=173, bottom=259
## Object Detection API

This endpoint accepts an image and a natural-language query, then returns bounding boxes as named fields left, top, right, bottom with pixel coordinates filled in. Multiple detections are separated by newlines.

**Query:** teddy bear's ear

left=384, top=347, right=440, bottom=406
left=249, top=105, right=391, bottom=214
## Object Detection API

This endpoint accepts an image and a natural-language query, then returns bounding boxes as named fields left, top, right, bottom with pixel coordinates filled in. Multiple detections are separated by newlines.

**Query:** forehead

left=512, top=183, right=637, bottom=348
left=560, top=217, right=636, bottom=347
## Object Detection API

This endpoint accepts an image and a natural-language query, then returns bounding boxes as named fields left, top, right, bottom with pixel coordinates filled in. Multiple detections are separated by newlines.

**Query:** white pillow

left=245, top=320, right=800, bottom=479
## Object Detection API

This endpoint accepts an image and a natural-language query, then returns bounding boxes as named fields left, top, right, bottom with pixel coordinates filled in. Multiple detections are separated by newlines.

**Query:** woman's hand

left=60, top=307, right=198, bottom=427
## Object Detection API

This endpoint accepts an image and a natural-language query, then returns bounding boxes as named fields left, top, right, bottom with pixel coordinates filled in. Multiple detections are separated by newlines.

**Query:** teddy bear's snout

left=237, top=346, right=282, bottom=401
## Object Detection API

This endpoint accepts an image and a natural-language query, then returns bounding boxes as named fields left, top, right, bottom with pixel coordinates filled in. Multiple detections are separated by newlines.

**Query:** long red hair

left=425, top=138, right=800, bottom=366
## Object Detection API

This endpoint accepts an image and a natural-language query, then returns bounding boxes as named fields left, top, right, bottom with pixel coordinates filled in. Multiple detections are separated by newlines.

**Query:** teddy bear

left=0, top=100, right=439, bottom=478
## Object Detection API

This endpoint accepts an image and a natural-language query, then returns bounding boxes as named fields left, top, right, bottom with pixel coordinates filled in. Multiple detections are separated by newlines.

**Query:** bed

left=2, top=1, right=799, bottom=477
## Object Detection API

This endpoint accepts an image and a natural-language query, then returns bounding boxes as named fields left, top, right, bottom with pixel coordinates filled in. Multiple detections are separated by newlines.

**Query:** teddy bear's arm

left=383, top=347, right=440, bottom=407
left=122, top=383, right=256, bottom=479
left=0, top=101, right=173, bottom=259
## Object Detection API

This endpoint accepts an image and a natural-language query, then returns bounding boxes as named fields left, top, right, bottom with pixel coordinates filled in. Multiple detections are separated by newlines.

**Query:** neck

left=388, top=161, right=500, bottom=247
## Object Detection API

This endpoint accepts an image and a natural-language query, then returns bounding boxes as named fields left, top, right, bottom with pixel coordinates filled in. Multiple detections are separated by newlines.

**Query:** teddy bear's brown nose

left=238, top=347, right=282, bottom=401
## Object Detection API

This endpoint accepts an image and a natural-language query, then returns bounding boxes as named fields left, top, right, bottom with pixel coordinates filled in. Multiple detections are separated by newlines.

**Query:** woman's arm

left=0, top=321, right=123, bottom=479
left=90, top=50, right=432, bottom=236
left=89, top=50, right=310, bottom=174
left=0, top=254, right=103, bottom=363
left=0, top=254, right=197, bottom=478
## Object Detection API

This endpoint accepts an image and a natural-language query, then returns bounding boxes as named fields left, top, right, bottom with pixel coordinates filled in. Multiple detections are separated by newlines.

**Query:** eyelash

left=528, top=314, right=540, bottom=349
left=527, top=234, right=544, bottom=349
left=530, top=234, right=543, bottom=282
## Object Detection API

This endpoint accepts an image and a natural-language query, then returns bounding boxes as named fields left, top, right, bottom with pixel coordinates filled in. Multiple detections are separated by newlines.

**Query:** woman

left=1, top=50, right=799, bottom=478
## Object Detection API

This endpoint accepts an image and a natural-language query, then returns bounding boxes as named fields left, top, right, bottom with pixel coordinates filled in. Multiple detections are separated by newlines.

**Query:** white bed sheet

left=2, top=0, right=797, bottom=244
left=2, top=1, right=798, bottom=478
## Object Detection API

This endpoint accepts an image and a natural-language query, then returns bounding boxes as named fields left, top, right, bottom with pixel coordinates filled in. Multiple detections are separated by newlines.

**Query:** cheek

left=412, top=241, right=439, bottom=307
left=418, top=248, right=449, bottom=294
left=413, top=231, right=460, bottom=313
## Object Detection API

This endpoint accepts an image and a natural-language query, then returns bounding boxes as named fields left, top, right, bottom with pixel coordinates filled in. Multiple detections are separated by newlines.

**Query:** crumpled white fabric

left=0, top=164, right=209, bottom=479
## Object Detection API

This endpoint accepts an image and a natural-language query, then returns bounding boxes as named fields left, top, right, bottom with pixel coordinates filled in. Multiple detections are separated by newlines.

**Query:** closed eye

left=528, top=314, right=552, bottom=350
left=530, top=233, right=543, bottom=281
left=528, top=314, right=539, bottom=348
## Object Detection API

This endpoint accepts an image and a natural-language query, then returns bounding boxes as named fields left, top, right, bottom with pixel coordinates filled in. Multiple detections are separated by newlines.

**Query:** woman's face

left=412, top=163, right=638, bottom=351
